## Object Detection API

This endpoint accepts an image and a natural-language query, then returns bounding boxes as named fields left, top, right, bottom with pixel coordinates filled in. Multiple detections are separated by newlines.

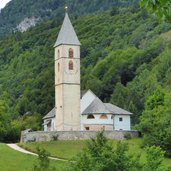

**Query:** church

left=43, top=10, right=133, bottom=132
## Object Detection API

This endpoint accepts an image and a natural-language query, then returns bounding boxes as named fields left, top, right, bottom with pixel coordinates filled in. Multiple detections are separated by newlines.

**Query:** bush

left=64, top=131, right=171, bottom=171
left=124, top=133, right=132, bottom=140
left=33, top=147, right=56, bottom=171
left=52, top=133, right=59, bottom=141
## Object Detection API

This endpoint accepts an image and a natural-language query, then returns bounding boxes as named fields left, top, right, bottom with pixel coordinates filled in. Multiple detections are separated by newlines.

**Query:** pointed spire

left=54, top=7, right=81, bottom=47
left=65, top=6, right=68, bottom=13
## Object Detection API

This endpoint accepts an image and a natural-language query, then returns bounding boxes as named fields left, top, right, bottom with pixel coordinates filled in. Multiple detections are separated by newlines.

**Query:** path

left=7, top=144, right=67, bottom=161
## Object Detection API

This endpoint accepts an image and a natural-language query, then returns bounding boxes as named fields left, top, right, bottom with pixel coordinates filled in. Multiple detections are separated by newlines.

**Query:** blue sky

left=0, top=0, right=12, bottom=9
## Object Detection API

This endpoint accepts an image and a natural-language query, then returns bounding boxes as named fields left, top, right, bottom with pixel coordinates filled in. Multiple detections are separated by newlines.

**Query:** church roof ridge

left=82, top=97, right=111, bottom=114
left=104, top=103, right=133, bottom=115
left=54, top=12, right=81, bottom=47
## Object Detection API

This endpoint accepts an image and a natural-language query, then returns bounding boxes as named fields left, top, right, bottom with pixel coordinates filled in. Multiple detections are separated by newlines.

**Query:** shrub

left=124, top=133, right=132, bottom=140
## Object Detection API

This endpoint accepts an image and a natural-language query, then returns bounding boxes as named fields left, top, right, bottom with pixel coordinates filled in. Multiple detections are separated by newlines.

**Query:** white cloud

left=0, top=0, right=12, bottom=9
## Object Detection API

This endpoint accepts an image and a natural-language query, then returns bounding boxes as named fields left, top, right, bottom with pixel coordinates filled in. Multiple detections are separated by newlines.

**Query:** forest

left=0, top=0, right=138, bottom=35
left=0, top=0, right=171, bottom=157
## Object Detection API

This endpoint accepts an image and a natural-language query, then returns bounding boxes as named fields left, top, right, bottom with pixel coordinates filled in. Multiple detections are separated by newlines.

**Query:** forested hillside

left=0, top=2, right=171, bottom=155
left=0, top=0, right=138, bottom=35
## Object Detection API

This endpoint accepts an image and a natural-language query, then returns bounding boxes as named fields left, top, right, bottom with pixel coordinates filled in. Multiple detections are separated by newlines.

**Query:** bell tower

left=54, top=8, right=81, bottom=131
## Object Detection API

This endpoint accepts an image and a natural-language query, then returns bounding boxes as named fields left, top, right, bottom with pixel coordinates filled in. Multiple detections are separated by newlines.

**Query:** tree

left=66, top=131, right=140, bottom=171
left=143, top=146, right=171, bottom=171
left=140, top=0, right=171, bottom=21
left=33, top=148, right=56, bottom=171
left=139, top=88, right=171, bottom=157
left=0, top=100, right=12, bottom=142
left=65, top=131, right=170, bottom=171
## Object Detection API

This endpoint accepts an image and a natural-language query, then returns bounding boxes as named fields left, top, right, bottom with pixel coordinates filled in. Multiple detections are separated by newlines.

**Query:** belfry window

left=69, top=48, right=74, bottom=58
left=87, top=114, right=95, bottom=119
left=58, top=50, right=60, bottom=58
left=69, top=60, right=73, bottom=70
left=58, top=63, right=60, bottom=72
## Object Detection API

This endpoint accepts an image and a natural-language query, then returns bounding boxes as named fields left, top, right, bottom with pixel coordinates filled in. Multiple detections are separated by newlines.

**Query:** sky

left=0, top=0, right=12, bottom=9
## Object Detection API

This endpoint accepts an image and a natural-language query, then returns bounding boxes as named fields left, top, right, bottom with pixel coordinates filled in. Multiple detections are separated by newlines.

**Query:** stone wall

left=20, top=130, right=139, bottom=143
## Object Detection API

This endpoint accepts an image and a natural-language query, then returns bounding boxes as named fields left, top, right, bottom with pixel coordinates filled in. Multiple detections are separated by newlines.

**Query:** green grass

left=19, top=138, right=171, bottom=167
left=0, top=143, right=65, bottom=171
left=19, top=140, right=86, bottom=159
left=1, top=139, right=171, bottom=170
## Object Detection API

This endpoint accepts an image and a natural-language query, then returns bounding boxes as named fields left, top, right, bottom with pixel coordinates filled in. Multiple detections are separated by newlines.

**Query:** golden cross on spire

left=65, top=6, right=68, bottom=13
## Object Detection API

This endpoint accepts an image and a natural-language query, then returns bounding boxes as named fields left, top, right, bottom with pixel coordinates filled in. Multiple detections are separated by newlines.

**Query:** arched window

left=58, top=50, right=60, bottom=58
left=58, top=63, right=60, bottom=72
left=69, top=48, right=74, bottom=58
left=87, top=114, right=95, bottom=119
left=69, top=60, right=73, bottom=70
left=100, top=114, right=108, bottom=120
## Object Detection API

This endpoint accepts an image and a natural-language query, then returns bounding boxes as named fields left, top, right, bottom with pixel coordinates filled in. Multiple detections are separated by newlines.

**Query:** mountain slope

left=0, top=0, right=139, bottom=35
left=0, top=6, right=171, bottom=117
left=0, top=5, right=171, bottom=142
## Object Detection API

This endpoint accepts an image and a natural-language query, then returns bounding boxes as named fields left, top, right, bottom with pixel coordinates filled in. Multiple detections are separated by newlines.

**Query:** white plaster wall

left=81, top=114, right=131, bottom=131
left=43, top=122, right=47, bottom=131
left=81, top=114, right=113, bottom=125
left=51, top=118, right=56, bottom=131
left=43, top=118, right=55, bottom=131
left=114, top=115, right=131, bottom=130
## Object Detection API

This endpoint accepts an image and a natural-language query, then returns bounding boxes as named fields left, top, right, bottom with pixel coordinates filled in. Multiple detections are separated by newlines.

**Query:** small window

left=85, top=127, right=89, bottom=130
left=87, top=114, right=95, bottom=119
left=58, top=50, right=60, bottom=58
left=58, top=63, right=60, bottom=72
left=69, top=48, right=74, bottom=58
left=119, top=117, right=123, bottom=122
left=100, top=114, right=108, bottom=119
left=69, top=60, right=73, bottom=70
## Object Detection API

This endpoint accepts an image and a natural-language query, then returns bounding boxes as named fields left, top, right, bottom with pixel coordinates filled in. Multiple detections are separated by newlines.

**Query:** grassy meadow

left=0, top=143, right=65, bottom=171
left=1, top=138, right=171, bottom=170
left=19, top=138, right=171, bottom=167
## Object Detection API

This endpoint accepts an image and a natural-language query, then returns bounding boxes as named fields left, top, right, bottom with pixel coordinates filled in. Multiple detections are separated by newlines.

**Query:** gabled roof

left=82, top=97, right=111, bottom=114
left=105, top=103, right=133, bottom=115
left=54, top=12, right=81, bottom=47
left=43, top=108, right=55, bottom=119
left=81, top=90, right=87, bottom=98
left=42, top=120, right=51, bottom=125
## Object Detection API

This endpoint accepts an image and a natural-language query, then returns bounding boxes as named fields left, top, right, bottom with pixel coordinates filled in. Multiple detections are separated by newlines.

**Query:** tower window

left=69, top=60, right=73, bottom=70
left=58, top=50, right=60, bottom=58
left=58, top=63, right=60, bottom=72
left=87, top=114, right=95, bottom=119
left=69, top=48, right=74, bottom=58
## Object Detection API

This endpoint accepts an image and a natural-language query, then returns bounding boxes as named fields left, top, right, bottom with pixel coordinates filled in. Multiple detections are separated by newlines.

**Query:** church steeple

left=54, top=8, right=81, bottom=131
left=54, top=10, right=81, bottom=47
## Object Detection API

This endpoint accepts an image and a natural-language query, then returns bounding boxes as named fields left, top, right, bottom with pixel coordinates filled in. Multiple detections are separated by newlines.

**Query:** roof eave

left=53, top=42, right=81, bottom=48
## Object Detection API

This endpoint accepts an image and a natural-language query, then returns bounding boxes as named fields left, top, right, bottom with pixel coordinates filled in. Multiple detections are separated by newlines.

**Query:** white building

left=43, top=10, right=133, bottom=132
left=81, top=90, right=132, bottom=131
left=43, top=89, right=132, bottom=131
